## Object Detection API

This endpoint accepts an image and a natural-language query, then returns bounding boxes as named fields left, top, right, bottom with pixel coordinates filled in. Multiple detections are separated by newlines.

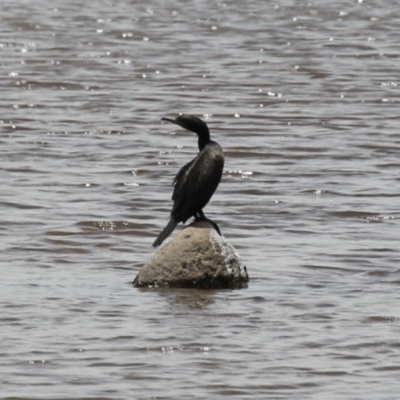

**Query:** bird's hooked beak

left=161, top=117, right=183, bottom=128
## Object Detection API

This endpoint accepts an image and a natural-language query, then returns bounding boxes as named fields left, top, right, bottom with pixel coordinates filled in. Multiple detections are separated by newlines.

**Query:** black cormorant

left=153, top=115, right=224, bottom=247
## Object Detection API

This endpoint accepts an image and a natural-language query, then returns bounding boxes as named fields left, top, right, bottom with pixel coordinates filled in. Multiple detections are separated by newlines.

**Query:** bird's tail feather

left=152, top=219, right=177, bottom=247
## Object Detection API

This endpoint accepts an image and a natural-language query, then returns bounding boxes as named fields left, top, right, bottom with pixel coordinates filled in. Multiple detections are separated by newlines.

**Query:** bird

left=153, top=114, right=224, bottom=247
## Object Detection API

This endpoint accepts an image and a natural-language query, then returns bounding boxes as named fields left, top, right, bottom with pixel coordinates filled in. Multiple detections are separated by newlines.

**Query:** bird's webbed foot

left=193, top=211, right=222, bottom=236
left=209, top=220, right=221, bottom=236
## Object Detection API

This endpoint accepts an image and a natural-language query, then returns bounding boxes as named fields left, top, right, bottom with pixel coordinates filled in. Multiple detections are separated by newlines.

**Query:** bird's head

left=161, top=115, right=210, bottom=148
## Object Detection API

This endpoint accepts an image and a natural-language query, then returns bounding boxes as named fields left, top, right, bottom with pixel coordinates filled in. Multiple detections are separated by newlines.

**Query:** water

left=1, top=0, right=400, bottom=398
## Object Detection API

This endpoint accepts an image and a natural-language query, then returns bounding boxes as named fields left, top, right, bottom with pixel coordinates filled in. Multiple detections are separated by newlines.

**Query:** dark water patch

left=362, top=316, right=399, bottom=324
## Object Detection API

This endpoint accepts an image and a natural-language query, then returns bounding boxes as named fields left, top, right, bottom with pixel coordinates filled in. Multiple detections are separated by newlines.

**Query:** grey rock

left=134, top=221, right=248, bottom=289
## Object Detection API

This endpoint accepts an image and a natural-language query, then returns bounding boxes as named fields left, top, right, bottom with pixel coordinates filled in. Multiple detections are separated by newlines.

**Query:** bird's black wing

left=171, top=144, right=224, bottom=222
left=171, top=156, right=197, bottom=202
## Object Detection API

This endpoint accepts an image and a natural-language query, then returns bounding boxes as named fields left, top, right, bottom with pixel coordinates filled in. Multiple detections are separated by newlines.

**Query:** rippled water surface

left=2, top=0, right=400, bottom=398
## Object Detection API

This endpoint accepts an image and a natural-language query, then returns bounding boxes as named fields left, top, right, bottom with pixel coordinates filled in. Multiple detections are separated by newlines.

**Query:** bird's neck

left=197, top=131, right=210, bottom=151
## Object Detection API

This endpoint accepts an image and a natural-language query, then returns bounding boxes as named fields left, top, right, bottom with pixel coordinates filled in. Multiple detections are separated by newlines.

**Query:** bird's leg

left=194, top=212, right=202, bottom=221
left=195, top=210, right=222, bottom=236
left=197, top=210, right=206, bottom=220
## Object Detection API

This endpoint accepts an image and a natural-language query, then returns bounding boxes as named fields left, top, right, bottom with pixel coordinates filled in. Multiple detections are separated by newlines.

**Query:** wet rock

left=133, top=221, right=248, bottom=289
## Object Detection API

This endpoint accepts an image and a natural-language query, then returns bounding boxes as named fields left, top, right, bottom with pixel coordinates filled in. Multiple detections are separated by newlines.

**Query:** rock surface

left=134, top=221, right=248, bottom=289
